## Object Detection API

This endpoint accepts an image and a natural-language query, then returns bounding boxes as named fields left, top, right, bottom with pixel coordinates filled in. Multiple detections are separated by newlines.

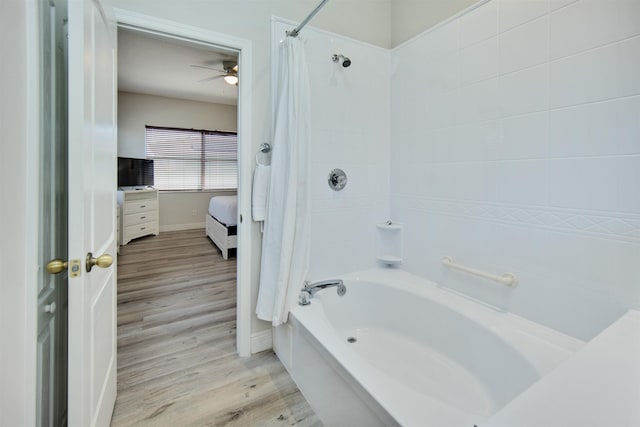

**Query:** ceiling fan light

left=223, top=75, right=238, bottom=85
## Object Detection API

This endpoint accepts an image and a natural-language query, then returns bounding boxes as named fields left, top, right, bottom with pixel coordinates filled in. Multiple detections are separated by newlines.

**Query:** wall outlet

left=191, top=209, right=198, bottom=217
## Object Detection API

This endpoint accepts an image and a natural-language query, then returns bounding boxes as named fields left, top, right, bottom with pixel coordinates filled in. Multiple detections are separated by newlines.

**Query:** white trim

left=113, top=9, right=253, bottom=358
left=23, top=0, right=40, bottom=424
left=250, top=329, right=273, bottom=354
left=159, top=223, right=205, bottom=233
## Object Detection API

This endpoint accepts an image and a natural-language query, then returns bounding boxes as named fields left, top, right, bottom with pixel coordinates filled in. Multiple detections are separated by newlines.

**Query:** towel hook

left=259, top=143, right=271, bottom=153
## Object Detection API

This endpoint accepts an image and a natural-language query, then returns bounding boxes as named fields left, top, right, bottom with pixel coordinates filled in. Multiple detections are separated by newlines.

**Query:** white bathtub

left=274, top=268, right=584, bottom=427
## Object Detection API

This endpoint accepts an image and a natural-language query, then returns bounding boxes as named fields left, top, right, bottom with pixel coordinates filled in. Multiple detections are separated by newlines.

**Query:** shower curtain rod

left=286, top=0, right=329, bottom=37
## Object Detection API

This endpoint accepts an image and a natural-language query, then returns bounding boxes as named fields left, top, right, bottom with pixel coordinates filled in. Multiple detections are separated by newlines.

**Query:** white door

left=67, top=0, right=118, bottom=426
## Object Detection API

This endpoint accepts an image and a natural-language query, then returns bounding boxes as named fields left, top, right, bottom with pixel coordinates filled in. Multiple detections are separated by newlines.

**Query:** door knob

left=46, top=259, right=68, bottom=274
left=86, top=252, right=113, bottom=272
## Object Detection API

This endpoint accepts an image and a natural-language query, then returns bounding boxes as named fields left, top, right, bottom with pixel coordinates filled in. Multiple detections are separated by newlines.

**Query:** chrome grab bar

left=441, top=256, right=518, bottom=288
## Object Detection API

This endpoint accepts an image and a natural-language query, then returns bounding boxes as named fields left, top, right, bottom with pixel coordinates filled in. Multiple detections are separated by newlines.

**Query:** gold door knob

left=46, top=259, right=68, bottom=274
left=86, top=252, right=113, bottom=272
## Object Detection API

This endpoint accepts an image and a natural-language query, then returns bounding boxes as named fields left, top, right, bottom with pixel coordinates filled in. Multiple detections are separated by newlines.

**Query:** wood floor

left=111, top=229, right=321, bottom=427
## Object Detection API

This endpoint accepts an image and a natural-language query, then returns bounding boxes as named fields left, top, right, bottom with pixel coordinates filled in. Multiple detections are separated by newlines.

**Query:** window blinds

left=145, top=126, right=237, bottom=190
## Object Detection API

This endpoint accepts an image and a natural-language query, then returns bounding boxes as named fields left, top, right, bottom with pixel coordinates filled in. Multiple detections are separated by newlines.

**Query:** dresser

left=117, top=187, right=159, bottom=245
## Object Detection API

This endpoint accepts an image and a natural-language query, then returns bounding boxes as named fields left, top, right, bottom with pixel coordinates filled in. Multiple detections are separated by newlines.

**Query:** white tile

left=499, top=15, right=549, bottom=74
left=363, top=128, right=391, bottom=166
left=499, top=0, right=551, bottom=32
left=416, top=19, right=459, bottom=60
left=548, top=157, right=627, bottom=212
left=415, top=164, right=438, bottom=198
left=422, top=91, right=457, bottom=130
left=428, top=53, right=461, bottom=94
left=550, top=0, right=578, bottom=10
left=540, top=231, right=640, bottom=306
left=459, top=37, right=499, bottom=85
left=617, top=0, right=640, bottom=40
left=430, top=127, right=456, bottom=163
left=548, top=97, right=640, bottom=157
left=486, top=160, right=549, bottom=205
left=550, top=0, right=621, bottom=59
left=454, top=121, right=499, bottom=162
left=457, top=77, right=500, bottom=123
left=497, top=111, right=549, bottom=159
left=442, top=162, right=488, bottom=201
left=500, top=64, right=549, bottom=117
left=616, top=36, right=640, bottom=98
left=617, top=96, right=640, bottom=155
left=548, top=105, right=602, bottom=158
left=309, top=208, right=377, bottom=277
left=428, top=163, right=454, bottom=199
left=616, top=156, right=640, bottom=213
left=459, top=0, right=499, bottom=48
left=550, top=43, right=618, bottom=108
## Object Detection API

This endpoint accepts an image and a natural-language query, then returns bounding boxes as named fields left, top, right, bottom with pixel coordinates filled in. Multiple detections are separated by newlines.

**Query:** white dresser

left=117, top=187, right=159, bottom=245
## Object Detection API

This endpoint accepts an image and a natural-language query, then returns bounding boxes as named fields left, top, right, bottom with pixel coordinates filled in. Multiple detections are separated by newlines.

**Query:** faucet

left=299, top=279, right=346, bottom=305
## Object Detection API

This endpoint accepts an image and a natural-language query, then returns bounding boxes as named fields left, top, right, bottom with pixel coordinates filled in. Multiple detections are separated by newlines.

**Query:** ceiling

left=118, top=29, right=238, bottom=106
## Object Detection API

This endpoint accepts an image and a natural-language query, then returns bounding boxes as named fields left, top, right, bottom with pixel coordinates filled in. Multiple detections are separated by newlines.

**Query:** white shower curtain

left=256, top=36, right=311, bottom=326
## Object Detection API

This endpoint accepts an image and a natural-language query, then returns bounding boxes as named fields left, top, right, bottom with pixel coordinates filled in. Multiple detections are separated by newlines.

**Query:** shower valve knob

left=328, top=169, right=347, bottom=191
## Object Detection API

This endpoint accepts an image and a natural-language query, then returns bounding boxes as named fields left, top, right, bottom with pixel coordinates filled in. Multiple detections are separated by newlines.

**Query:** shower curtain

left=256, top=36, right=310, bottom=326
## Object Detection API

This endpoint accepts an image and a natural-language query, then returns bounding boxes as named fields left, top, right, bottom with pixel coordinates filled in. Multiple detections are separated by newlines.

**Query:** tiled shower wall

left=390, top=0, right=640, bottom=340
left=272, top=20, right=391, bottom=281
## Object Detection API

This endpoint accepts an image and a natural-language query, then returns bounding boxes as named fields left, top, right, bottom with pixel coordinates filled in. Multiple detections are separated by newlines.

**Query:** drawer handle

left=140, top=205, right=146, bottom=208
left=140, top=227, right=146, bottom=230
left=140, top=216, right=146, bottom=219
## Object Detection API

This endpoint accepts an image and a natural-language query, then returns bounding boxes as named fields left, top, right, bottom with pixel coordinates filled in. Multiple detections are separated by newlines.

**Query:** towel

left=252, top=162, right=271, bottom=222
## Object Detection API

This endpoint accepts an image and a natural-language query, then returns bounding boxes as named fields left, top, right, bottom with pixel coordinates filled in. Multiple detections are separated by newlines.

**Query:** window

left=145, top=125, right=237, bottom=191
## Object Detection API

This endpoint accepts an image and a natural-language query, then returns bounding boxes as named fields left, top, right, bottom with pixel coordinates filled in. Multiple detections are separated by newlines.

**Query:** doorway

left=114, top=11, right=253, bottom=357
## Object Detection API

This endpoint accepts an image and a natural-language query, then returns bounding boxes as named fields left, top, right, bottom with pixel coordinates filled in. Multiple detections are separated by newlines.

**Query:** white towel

left=252, top=163, right=271, bottom=222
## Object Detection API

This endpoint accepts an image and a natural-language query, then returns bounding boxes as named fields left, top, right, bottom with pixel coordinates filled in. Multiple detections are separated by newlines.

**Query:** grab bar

left=441, top=256, right=518, bottom=288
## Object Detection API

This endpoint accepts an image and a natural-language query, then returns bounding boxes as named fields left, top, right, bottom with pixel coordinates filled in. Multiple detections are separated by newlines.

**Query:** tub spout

left=299, top=279, right=346, bottom=305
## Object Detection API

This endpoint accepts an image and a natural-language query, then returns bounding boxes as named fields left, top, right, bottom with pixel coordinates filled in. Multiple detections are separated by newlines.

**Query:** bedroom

left=117, top=28, right=239, bottom=245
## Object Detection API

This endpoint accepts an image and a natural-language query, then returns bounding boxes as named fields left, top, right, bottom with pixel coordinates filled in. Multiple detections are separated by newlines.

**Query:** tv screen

left=118, top=157, right=154, bottom=187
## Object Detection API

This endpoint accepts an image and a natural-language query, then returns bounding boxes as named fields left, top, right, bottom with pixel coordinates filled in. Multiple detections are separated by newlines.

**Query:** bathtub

left=273, top=268, right=584, bottom=427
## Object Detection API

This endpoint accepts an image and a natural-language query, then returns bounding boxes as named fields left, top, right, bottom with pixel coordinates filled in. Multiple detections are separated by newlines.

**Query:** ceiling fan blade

left=190, top=64, right=225, bottom=73
left=197, top=75, right=224, bottom=83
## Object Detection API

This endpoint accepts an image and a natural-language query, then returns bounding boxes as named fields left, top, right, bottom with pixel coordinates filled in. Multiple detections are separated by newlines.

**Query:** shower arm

left=287, top=0, right=330, bottom=38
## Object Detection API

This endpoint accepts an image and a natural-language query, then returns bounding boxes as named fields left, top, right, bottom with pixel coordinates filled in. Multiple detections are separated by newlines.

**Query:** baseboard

left=251, top=329, right=273, bottom=354
left=159, top=222, right=204, bottom=232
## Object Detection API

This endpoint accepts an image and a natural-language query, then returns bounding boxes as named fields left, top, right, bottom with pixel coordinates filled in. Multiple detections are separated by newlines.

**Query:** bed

left=205, top=195, right=238, bottom=259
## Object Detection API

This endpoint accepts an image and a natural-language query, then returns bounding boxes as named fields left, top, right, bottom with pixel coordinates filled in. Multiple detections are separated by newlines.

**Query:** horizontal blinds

left=204, top=131, right=237, bottom=190
left=145, top=126, right=237, bottom=190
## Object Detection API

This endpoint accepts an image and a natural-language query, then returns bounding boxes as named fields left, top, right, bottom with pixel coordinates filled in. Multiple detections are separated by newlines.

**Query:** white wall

left=390, top=0, right=640, bottom=341
left=390, top=0, right=477, bottom=47
left=118, top=91, right=237, bottom=156
left=272, top=20, right=391, bottom=280
left=118, top=91, right=237, bottom=230
left=0, top=0, right=36, bottom=425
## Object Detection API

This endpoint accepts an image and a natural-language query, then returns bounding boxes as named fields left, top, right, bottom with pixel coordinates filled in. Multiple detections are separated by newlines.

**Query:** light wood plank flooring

left=111, top=229, right=320, bottom=427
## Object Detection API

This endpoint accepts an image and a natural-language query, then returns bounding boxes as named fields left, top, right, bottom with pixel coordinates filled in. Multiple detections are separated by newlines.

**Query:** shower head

left=332, top=54, right=351, bottom=68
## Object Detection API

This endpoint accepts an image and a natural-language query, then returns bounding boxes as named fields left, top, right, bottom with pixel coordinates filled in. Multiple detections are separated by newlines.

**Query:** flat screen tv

left=118, top=157, right=154, bottom=187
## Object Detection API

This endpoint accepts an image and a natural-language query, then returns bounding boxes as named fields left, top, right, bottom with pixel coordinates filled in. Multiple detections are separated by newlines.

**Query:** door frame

left=113, top=9, right=253, bottom=357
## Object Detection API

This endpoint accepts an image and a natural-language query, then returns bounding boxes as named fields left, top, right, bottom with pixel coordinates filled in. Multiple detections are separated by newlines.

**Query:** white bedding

left=208, top=195, right=238, bottom=226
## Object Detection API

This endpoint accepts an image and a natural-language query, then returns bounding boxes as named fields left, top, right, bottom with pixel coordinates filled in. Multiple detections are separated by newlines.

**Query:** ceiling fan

left=190, top=60, right=238, bottom=85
